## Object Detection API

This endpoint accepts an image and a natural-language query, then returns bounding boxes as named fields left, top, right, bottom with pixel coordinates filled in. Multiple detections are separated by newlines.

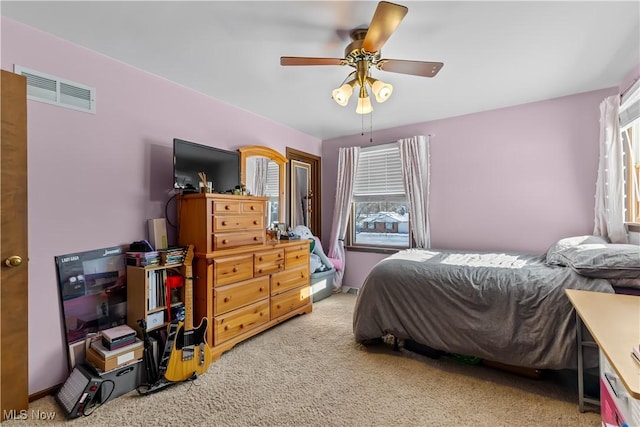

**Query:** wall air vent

left=14, top=65, right=95, bottom=114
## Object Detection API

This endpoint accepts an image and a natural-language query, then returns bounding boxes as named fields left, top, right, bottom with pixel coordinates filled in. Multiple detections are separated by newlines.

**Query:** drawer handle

left=278, top=253, right=282, bottom=258
left=224, top=326, right=229, bottom=331
left=258, top=257, right=263, bottom=261
left=276, top=304, right=281, bottom=309
left=604, top=373, right=622, bottom=398
left=253, top=220, right=258, bottom=225
left=225, top=205, right=231, bottom=210
left=223, top=239, right=229, bottom=244
left=239, top=324, right=244, bottom=329
left=296, top=255, right=300, bottom=259
left=276, top=282, right=281, bottom=287
left=253, top=236, right=259, bottom=241
left=301, top=272, right=305, bottom=278
left=259, top=312, right=263, bottom=316
left=224, top=297, right=229, bottom=303
left=232, top=267, right=238, bottom=272
left=222, top=221, right=227, bottom=226
left=258, top=269, right=263, bottom=274
left=259, top=287, right=263, bottom=292
left=250, top=206, right=255, bottom=210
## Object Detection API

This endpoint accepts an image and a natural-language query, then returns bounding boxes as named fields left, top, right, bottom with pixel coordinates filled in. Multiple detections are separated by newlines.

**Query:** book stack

left=126, top=251, right=160, bottom=267
left=101, top=325, right=137, bottom=350
left=159, top=247, right=186, bottom=266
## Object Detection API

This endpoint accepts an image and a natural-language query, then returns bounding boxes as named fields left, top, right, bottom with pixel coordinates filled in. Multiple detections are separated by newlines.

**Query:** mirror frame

left=238, top=145, right=288, bottom=223
left=290, top=159, right=311, bottom=229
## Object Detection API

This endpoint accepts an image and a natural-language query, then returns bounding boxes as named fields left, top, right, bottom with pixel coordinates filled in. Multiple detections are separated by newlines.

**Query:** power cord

left=164, top=192, right=179, bottom=229
left=81, top=379, right=115, bottom=417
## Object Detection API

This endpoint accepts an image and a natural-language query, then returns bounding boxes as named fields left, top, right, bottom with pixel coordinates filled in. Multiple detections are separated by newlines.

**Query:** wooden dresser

left=177, top=193, right=312, bottom=360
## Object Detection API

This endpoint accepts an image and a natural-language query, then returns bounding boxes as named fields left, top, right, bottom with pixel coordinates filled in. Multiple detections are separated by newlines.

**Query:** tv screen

left=173, top=138, right=240, bottom=194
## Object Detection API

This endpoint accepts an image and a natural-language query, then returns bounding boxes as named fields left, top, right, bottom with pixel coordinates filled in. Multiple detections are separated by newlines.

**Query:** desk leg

left=576, top=313, right=585, bottom=413
left=575, top=312, right=600, bottom=413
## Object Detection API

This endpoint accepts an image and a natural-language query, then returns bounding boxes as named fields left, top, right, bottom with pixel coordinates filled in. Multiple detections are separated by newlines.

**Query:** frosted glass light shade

left=332, top=83, right=354, bottom=106
left=356, top=96, right=373, bottom=114
left=372, top=80, right=393, bottom=103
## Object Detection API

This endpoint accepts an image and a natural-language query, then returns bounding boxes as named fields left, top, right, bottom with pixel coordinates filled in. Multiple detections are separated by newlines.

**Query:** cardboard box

left=148, top=218, right=168, bottom=251
left=87, top=339, right=143, bottom=372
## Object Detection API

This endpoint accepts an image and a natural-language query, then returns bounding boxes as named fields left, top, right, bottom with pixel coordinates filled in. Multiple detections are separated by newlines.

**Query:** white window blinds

left=264, top=161, right=280, bottom=198
left=354, top=142, right=404, bottom=201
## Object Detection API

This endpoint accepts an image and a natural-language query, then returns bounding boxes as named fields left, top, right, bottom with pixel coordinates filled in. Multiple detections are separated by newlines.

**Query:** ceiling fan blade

left=280, top=57, right=344, bottom=66
left=378, top=59, right=444, bottom=77
left=362, top=1, right=408, bottom=53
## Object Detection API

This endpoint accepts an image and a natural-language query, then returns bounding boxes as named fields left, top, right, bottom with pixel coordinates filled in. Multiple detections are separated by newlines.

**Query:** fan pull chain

left=369, top=111, right=373, bottom=143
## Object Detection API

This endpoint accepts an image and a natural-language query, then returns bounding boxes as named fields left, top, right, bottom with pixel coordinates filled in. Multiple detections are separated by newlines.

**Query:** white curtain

left=252, top=157, right=268, bottom=196
left=594, top=95, right=628, bottom=243
left=398, top=135, right=431, bottom=248
left=328, top=146, right=359, bottom=292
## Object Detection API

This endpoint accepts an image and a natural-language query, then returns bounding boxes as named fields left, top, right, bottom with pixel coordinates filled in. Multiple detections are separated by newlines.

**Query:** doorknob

left=5, top=255, right=23, bottom=267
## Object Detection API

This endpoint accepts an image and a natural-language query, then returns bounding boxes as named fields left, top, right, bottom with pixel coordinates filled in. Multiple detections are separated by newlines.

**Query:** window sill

left=346, top=245, right=403, bottom=255
left=626, top=223, right=640, bottom=233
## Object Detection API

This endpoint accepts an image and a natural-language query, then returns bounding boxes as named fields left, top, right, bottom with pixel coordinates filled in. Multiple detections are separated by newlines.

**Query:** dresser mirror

left=290, top=159, right=311, bottom=229
left=238, top=146, right=287, bottom=225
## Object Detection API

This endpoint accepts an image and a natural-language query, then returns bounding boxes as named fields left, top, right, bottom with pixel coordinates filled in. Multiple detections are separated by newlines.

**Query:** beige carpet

left=9, top=292, right=600, bottom=426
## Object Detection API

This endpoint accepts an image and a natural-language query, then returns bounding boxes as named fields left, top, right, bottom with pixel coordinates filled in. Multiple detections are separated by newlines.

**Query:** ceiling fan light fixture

left=356, top=88, right=373, bottom=115
left=371, top=79, right=393, bottom=103
left=332, top=82, right=354, bottom=107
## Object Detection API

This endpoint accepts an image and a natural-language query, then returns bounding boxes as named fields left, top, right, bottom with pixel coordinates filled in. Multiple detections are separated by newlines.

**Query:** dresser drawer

left=271, top=265, right=310, bottom=295
left=214, top=276, right=269, bottom=315
left=213, top=215, right=264, bottom=233
left=254, top=249, right=285, bottom=277
left=241, top=200, right=264, bottom=214
left=213, top=231, right=265, bottom=250
left=271, top=286, right=310, bottom=319
left=214, top=300, right=270, bottom=345
left=213, top=254, right=253, bottom=286
left=285, top=245, right=310, bottom=269
left=212, top=199, right=241, bottom=214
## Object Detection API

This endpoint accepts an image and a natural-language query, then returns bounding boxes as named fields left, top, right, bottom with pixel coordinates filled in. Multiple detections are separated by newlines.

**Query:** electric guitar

left=164, top=245, right=212, bottom=382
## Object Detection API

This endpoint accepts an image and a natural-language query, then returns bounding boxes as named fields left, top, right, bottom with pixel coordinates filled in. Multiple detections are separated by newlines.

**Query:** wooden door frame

left=286, top=148, right=321, bottom=237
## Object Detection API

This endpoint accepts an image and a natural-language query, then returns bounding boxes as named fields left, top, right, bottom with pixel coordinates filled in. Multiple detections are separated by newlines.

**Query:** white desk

left=566, top=289, right=640, bottom=416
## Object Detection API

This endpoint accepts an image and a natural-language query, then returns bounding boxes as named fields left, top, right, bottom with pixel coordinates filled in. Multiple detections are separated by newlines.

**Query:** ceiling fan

left=280, top=1, right=444, bottom=114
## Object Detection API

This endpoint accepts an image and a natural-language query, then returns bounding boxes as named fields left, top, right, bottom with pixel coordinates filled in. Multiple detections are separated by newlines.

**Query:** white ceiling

left=2, top=1, right=639, bottom=140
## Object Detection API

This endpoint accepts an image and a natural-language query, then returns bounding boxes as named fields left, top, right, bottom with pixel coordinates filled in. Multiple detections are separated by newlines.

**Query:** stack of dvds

left=160, top=247, right=186, bottom=266
left=100, top=325, right=137, bottom=350
left=125, top=251, right=160, bottom=267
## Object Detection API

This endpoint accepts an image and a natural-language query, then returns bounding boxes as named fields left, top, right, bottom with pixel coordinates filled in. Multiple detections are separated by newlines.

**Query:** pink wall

left=1, top=18, right=321, bottom=395
left=322, top=87, right=618, bottom=289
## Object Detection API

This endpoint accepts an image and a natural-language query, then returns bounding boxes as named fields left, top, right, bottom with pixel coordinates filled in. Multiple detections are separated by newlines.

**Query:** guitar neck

left=183, top=264, right=194, bottom=331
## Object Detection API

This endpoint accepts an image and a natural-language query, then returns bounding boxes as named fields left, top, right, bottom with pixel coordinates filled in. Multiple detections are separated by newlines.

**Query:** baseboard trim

left=29, top=384, right=59, bottom=402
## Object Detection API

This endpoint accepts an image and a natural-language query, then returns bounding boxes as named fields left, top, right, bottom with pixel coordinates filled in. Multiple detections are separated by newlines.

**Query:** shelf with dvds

left=126, top=264, right=184, bottom=337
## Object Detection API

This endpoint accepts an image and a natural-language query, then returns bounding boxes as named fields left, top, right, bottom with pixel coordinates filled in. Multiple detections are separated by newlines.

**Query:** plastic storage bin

left=310, top=268, right=335, bottom=303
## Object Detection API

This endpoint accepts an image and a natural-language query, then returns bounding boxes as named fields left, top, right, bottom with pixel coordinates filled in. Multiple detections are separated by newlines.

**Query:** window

left=265, top=161, right=280, bottom=226
left=349, top=143, right=409, bottom=249
left=621, top=83, right=640, bottom=224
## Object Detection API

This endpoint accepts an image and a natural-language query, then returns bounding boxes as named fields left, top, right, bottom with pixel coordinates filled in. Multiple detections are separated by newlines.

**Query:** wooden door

left=1, top=70, right=29, bottom=418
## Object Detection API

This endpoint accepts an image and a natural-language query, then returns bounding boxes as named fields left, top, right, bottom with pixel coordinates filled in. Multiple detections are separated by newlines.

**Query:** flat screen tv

left=173, top=138, right=240, bottom=194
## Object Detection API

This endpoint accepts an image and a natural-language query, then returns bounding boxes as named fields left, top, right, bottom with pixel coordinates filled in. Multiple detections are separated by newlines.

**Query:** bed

left=353, top=236, right=640, bottom=370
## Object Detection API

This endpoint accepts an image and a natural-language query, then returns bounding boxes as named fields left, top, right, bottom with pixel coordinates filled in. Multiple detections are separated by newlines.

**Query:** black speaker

left=55, top=364, right=103, bottom=419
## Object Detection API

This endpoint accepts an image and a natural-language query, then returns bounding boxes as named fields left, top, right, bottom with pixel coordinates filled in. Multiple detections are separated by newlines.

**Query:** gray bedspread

left=353, top=248, right=614, bottom=369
